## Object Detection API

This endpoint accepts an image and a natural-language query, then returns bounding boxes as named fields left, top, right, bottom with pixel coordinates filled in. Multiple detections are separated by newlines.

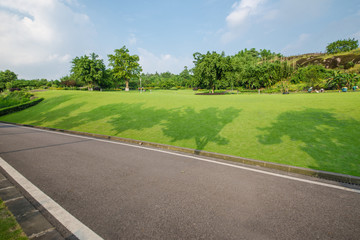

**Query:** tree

left=0, top=70, right=17, bottom=91
left=192, top=51, right=229, bottom=93
left=326, top=38, right=359, bottom=54
left=179, top=66, right=192, bottom=87
left=108, top=46, right=142, bottom=91
left=71, top=53, right=106, bottom=88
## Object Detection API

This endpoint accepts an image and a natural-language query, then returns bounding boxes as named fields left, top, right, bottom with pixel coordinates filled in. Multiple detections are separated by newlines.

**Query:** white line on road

left=6, top=123, right=360, bottom=194
left=0, top=157, right=103, bottom=240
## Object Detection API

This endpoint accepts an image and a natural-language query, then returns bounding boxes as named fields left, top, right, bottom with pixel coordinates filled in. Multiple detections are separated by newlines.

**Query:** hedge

left=0, top=98, right=44, bottom=116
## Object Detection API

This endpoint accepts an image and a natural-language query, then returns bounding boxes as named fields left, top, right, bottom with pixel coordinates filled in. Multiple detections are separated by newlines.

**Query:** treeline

left=46, top=43, right=360, bottom=92
left=192, top=48, right=359, bottom=92
left=1, top=39, right=359, bottom=93
left=0, top=69, right=50, bottom=91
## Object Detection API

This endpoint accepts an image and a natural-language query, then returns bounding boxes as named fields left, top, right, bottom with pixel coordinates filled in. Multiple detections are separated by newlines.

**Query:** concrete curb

left=2, top=121, right=360, bottom=185
left=0, top=172, right=66, bottom=240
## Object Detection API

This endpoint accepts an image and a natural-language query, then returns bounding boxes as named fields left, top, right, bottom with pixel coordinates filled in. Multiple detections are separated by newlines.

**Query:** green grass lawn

left=1, top=90, right=359, bottom=176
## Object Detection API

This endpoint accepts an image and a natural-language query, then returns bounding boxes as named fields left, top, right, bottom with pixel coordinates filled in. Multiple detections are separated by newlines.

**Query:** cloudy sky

left=0, top=0, right=359, bottom=79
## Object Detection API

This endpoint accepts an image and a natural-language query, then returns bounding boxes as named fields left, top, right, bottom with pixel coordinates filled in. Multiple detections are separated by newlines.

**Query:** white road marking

left=0, top=185, right=15, bottom=191
left=4, top=196, right=24, bottom=203
left=4, top=122, right=359, bottom=194
left=0, top=157, right=103, bottom=240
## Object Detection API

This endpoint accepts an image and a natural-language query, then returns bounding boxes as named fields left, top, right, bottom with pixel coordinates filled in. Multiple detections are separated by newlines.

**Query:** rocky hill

left=287, top=49, right=360, bottom=72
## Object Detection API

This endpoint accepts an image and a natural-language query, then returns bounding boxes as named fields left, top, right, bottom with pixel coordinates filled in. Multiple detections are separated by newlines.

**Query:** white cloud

left=221, top=0, right=266, bottom=43
left=138, top=48, right=193, bottom=74
left=0, top=0, right=95, bottom=79
left=226, top=0, right=265, bottom=28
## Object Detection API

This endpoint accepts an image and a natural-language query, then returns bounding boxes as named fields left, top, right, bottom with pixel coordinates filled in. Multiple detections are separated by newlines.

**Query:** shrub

left=326, top=38, right=359, bottom=54
left=0, top=98, right=44, bottom=116
left=0, top=91, right=33, bottom=108
left=345, top=61, right=355, bottom=69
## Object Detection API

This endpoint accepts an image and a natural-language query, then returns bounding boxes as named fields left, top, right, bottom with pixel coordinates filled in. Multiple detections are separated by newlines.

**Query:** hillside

left=287, top=49, right=360, bottom=72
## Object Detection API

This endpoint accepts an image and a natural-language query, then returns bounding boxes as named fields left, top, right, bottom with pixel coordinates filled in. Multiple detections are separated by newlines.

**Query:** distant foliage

left=11, top=79, right=48, bottom=89
left=291, top=65, right=330, bottom=87
left=192, top=48, right=292, bottom=92
left=326, top=38, right=359, bottom=54
left=1, top=42, right=358, bottom=92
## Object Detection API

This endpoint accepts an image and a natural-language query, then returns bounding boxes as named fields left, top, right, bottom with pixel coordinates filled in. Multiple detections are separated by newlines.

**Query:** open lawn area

left=1, top=90, right=359, bottom=176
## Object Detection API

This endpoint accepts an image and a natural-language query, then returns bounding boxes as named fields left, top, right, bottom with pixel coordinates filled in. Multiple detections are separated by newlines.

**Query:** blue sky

left=0, top=0, right=359, bottom=79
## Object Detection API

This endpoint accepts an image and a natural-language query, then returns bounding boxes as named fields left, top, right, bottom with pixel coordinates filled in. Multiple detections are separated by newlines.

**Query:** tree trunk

left=212, top=86, right=215, bottom=94
left=125, top=80, right=129, bottom=91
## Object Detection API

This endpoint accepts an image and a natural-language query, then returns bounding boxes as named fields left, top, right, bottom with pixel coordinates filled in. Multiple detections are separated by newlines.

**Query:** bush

left=0, top=91, right=33, bottom=108
left=345, top=61, right=355, bottom=69
left=0, top=98, right=44, bottom=116
left=326, top=38, right=359, bottom=54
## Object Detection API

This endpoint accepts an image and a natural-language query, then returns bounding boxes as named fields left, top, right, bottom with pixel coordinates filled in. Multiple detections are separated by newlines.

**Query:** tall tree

left=192, top=51, right=229, bottom=93
left=108, top=46, right=142, bottom=91
left=71, top=53, right=106, bottom=88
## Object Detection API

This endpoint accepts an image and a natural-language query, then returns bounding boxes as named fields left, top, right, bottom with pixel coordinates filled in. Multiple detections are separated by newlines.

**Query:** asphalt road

left=0, top=122, right=359, bottom=240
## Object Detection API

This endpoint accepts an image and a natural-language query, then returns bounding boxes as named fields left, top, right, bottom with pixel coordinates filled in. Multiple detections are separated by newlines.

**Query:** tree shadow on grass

left=58, top=103, right=171, bottom=133
left=31, top=102, right=86, bottom=127
left=51, top=102, right=241, bottom=151
left=257, top=108, right=360, bottom=175
left=162, top=107, right=241, bottom=150
left=23, top=95, right=84, bottom=126
left=0, top=94, right=83, bottom=125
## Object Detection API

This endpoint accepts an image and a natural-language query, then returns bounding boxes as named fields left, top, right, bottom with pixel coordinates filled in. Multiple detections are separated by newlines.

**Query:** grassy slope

left=1, top=90, right=359, bottom=176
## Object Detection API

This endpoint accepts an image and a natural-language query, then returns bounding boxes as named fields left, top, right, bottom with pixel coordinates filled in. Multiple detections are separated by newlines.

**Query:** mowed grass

left=1, top=90, right=359, bottom=176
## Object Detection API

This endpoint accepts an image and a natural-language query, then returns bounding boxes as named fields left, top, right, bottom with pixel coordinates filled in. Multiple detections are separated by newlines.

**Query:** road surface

left=0, top=122, right=359, bottom=239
